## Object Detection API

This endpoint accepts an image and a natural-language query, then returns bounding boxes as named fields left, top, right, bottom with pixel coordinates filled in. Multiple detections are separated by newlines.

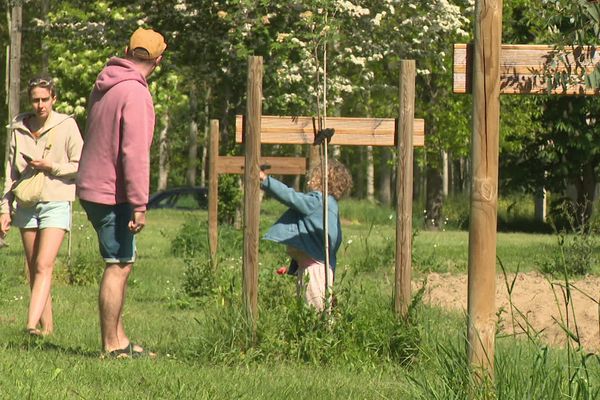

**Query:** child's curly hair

left=307, top=159, right=353, bottom=200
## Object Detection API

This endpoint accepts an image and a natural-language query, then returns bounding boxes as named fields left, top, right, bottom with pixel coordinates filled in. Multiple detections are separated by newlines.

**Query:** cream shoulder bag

left=12, top=128, right=56, bottom=207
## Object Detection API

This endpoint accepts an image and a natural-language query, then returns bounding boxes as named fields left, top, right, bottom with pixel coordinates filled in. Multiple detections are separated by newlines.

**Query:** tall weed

left=191, top=266, right=423, bottom=368
left=64, top=222, right=103, bottom=285
left=540, top=201, right=599, bottom=276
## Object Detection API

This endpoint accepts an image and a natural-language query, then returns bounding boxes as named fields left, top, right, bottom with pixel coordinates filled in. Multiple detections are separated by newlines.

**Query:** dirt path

left=420, top=272, right=600, bottom=352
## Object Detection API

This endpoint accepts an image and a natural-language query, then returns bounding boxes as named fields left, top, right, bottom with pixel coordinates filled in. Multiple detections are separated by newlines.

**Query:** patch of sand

left=419, top=272, right=600, bottom=352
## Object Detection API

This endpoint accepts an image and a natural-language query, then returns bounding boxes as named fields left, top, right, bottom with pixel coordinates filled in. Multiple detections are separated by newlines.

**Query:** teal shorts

left=13, top=201, right=72, bottom=231
left=80, top=200, right=136, bottom=264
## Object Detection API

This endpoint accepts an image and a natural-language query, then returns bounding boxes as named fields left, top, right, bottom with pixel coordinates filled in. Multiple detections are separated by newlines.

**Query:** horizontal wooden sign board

left=216, top=156, right=308, bottom=175
left=236, top=115, right=425, bottom=147
left=453, top=43, right=600, bottom=95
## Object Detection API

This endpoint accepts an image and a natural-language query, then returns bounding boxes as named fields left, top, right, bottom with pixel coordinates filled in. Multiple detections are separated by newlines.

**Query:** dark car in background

left=147, top=187, right=208, bottom=210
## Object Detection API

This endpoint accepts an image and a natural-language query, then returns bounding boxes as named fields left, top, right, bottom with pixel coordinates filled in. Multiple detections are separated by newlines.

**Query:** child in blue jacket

left=260, top=160, right=353, bottom=311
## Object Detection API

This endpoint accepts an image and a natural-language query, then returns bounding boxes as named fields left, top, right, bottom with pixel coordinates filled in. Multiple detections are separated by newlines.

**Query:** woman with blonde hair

left=0, top=75, right=83, bottom=336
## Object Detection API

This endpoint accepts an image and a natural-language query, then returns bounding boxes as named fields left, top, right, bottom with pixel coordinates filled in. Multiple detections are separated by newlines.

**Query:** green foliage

left=1, top=208, right=600, bottom=398
left=351, top=222, right=396, bottom=273
left=64, top=223, right=103, bottom=286
left=540, top=201, right=599, bottom=276
left=181, top=258, right=215, bottom=299
left=193, top=267, right=422, bottom=367
left=170, top=217, right=208, bottom=258
left=339, top=198, right=396, bottom=225
left=217, top=175, right=242, bottom=225
left=171, top=218, right=243, bottom=262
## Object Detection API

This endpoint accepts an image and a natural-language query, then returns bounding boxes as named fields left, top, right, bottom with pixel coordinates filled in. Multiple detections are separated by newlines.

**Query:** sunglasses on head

left=28, top=78, right=53, bottom=87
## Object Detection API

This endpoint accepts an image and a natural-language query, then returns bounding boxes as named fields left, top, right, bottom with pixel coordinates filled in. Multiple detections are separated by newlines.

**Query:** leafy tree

left=498, top=0, right=600, bottom=224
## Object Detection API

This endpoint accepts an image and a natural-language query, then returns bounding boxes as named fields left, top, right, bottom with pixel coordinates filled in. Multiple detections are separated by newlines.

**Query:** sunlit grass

left=0, top=201, right=598, bottom=398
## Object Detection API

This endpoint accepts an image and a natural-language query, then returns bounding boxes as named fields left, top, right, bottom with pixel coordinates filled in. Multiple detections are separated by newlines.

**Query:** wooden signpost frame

left=238, top=57, right=422, bottom=329
left=454, top=0, right=600, bottom=382
left=207, top=119, right=308, bottom=263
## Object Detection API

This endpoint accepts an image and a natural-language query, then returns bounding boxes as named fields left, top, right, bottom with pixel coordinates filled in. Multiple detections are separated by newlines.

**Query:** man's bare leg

left=99, top=263, right=131, bottom=351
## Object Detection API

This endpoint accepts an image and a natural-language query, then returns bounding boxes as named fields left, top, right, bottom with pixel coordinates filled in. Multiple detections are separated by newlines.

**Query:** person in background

left=260, top=160, right=353, bottom=311
left=77, top=28, right=166, bottom=358
left=0, top=75, right=83, bottom=336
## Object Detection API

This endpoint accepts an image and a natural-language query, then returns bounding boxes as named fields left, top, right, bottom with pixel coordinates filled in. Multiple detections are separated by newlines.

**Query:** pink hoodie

left=77, top=57, right=155, bottom=211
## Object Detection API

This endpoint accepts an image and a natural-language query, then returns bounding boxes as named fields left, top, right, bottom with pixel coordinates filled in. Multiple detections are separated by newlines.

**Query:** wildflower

left=276, top=33, right=290, bottom=42
left=299, top=10, right=313, bottom=20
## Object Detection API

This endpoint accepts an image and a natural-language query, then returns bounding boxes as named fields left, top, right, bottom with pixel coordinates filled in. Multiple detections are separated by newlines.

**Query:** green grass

left=0, top=201, right=599, bottom=399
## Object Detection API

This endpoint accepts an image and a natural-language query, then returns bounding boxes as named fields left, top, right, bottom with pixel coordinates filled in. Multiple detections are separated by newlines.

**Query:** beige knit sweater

left=1, top=111, right=83, bottom=214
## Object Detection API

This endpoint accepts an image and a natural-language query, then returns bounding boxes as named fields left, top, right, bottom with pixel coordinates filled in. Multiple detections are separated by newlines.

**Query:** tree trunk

left=199, top=85, right=211, bottom=187
left=378, top=148, right=392, bottom=206
left=366, top=145, right=374, bottom=202
left=3, top=4, right=22, bottom=249
left=425, top=164, right=443, bottom=229
left=41, top=0, right=49, bottom=73
left=442, top=150, right=448, bottom=197
left=186, top=83, right=199, bottom=186
left=534, top=188, right=546, bottom=223
left=574, top=162, right=596, bottom=226
left=157, top=111, right=170, bottom=191
left=6, top=4, right=21, bottom=160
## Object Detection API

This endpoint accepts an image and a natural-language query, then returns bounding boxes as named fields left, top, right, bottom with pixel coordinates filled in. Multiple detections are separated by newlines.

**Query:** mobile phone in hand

left=20, top=153, right=33, bottom=162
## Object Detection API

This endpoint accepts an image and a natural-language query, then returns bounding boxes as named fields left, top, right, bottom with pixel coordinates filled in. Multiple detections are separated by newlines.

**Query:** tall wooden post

left=394, top=60, right=416, bottom=318
left=208, top=119, right=219, bottom=264
left=242, top=56, right=263, bottom=333
left=467, top=0, right=502, bottom=380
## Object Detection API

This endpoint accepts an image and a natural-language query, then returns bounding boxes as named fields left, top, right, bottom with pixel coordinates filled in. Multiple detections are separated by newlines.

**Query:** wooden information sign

left=454, top=43, right=600, bottom=95
left=235, top=115, right=425, bottom=147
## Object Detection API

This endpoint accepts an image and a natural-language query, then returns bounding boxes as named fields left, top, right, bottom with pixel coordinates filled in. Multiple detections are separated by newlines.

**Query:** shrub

left=171, top=219, right=243, bottom=261
left=182, top=258, right=215, bottom=298
left=191, top=266, right=422, bottom=367
left=540, top=200, right=599, bottom=277
left=218, top=174, right=242, bottom=225
left=171, top=217, right=209, bottom=258
left=65, top=224, right=103, bottom=285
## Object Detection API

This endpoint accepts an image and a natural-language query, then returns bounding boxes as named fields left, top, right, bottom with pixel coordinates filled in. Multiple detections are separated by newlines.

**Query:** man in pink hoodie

left=77, top=28, right=166, bottom=358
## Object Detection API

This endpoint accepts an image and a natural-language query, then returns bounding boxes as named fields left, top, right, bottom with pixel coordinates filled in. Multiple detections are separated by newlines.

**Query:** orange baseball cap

left=129, top=28, right=167, bottom=60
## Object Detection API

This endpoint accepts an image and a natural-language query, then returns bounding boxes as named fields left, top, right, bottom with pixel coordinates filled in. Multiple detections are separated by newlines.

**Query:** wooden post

left=394, top=60, right=415, bottom=318
left=467, top=0, right=502, bottom=381
left=208, top=119, right=219, bottom=265
left=242, top=56, right=262, bottom=332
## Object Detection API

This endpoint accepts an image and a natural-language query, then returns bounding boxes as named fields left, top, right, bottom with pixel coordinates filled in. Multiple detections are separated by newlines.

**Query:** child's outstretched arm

left=260, top=174, right=321, bottom=215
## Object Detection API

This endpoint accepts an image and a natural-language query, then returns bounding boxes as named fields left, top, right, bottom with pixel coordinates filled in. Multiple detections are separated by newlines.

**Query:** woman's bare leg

left=22, top=228, right=65, bottom=334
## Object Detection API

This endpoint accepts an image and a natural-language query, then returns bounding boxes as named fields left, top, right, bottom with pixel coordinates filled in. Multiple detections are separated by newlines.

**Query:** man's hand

left=0, top=213, right=11, bottom=237
left=128, top=211, right=146, bottom=234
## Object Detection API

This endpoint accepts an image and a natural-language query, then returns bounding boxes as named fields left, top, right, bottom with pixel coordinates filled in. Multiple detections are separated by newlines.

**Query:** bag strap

left=41, top=123, right=58, bottom=158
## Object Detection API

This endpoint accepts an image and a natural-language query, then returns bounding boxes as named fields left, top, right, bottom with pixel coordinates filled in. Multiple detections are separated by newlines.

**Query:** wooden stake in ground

left=242, top=56, right=263, bottom=334
left=394, top=60, right=416, bottom=319
left=467, top=0, right=502, bottom=381
left=208, top=119, right=220, bottom=264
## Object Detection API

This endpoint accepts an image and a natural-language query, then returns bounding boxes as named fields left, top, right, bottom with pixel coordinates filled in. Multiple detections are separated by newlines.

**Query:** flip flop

left=26, top=328, right=43, bottom=337
left=104, top=343, right=156, bottom=359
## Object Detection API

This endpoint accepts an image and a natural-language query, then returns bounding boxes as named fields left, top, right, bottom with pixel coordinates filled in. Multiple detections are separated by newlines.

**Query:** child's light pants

left=287, top=246, right=334, bottom=312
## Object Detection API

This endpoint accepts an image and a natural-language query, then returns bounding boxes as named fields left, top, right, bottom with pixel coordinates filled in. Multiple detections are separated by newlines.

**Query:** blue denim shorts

left=13, top=201, right=72, bottom=231
left=80, top=200, right=136, bottom=264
